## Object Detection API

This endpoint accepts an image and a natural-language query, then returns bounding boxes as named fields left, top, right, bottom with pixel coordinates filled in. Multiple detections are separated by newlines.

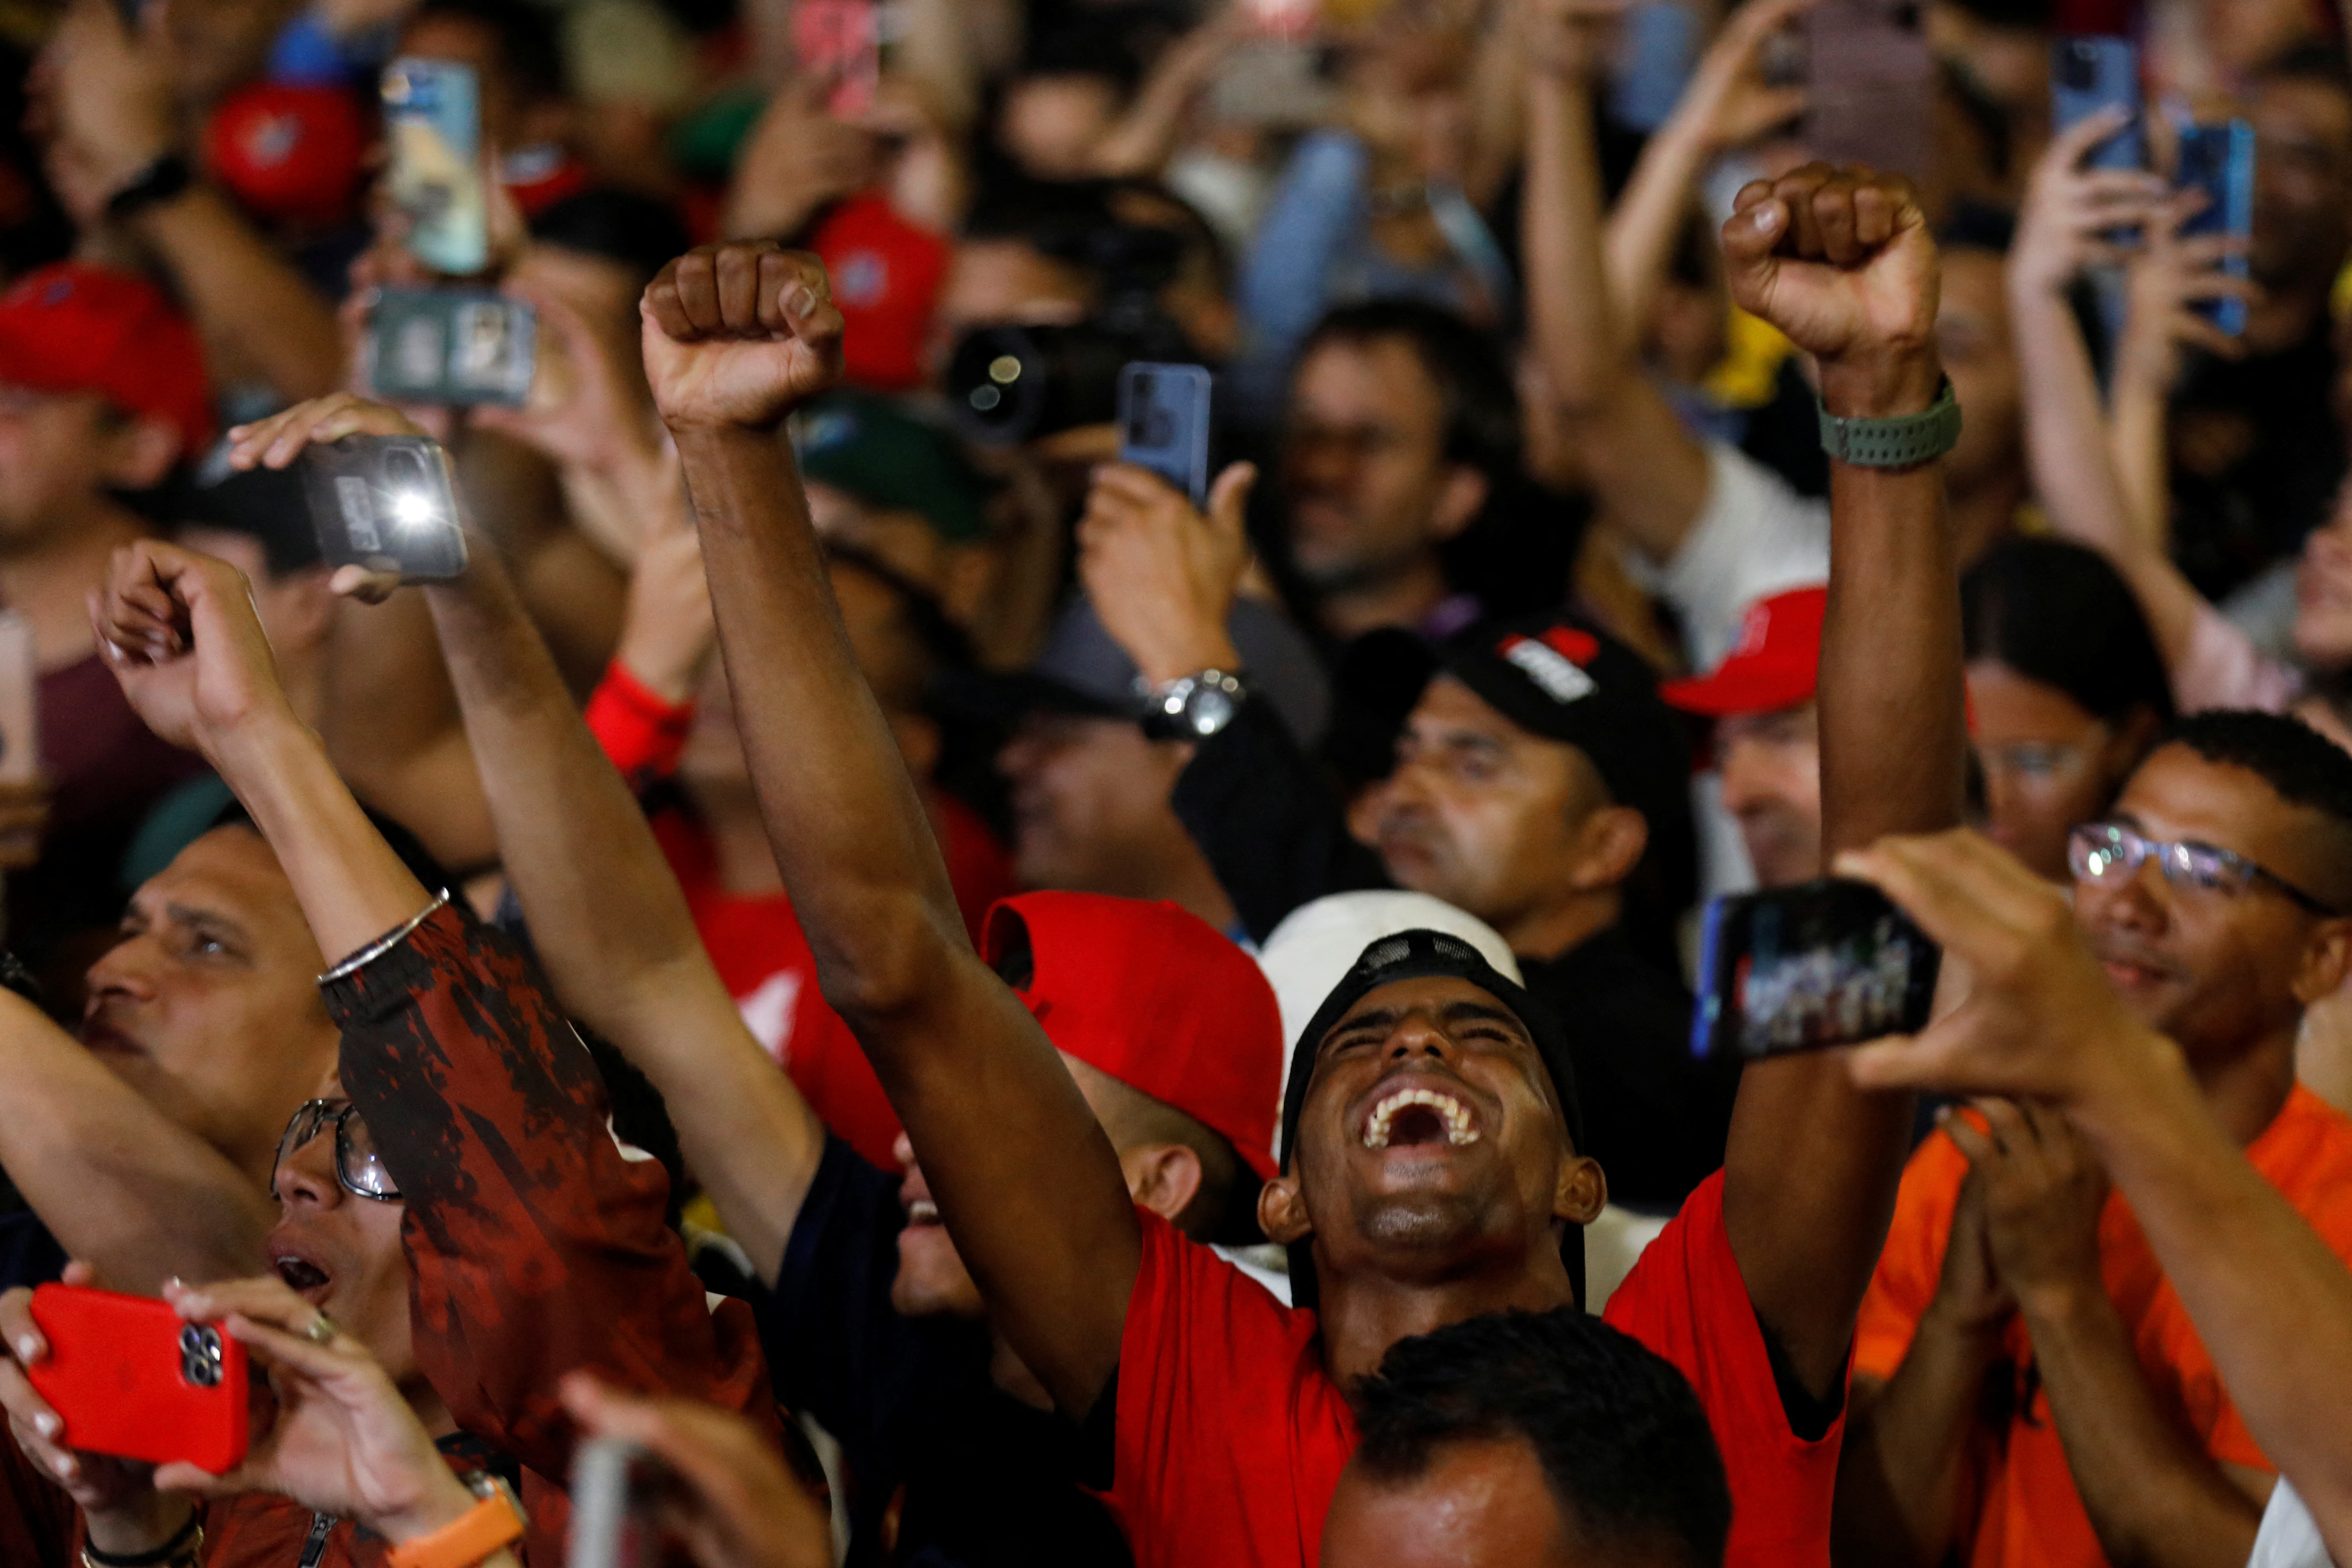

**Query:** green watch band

left=1816, top=375, right=1963, bottom=469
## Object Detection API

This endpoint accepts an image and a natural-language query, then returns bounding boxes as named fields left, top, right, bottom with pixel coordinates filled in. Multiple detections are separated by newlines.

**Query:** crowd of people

left=1, top=0, right=2352, bottom=1561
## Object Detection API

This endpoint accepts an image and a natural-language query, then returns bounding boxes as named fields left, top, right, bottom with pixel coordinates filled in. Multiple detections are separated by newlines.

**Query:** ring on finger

left=302, top=1312, right=338, bottom=1346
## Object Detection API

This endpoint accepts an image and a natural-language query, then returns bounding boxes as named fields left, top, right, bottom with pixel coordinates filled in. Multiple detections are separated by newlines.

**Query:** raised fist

left=1720, top=163, right=1942, bottom=416
left=641, top=244, right=845, bottom=435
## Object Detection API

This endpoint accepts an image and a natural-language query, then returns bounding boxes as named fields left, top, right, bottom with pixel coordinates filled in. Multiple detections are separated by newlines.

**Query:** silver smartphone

left=569, top=1436, right=661, bottom=1568
left=298, top=435, right=468, bottom=582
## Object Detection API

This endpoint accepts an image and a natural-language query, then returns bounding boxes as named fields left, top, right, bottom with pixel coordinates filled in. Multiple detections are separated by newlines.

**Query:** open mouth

left=904, top=1199, right=941, bottom=1228
left=274, top=1255, right=331, bottom=1298
left=1362, top=1087, right=1479, bottom=1151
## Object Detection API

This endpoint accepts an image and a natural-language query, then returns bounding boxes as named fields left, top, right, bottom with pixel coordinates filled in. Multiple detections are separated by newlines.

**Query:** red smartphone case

left=25, top=1285, right=250, bottom=1474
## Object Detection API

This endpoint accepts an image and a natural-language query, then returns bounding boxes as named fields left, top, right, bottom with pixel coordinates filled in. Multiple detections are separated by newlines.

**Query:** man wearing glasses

left=1835, top=710, right=2352, bottom=1568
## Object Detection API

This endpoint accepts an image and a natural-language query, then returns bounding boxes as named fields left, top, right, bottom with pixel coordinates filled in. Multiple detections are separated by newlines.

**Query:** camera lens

left=179, top=1324, right=223, bottom=1388
left=2061, top=43, right=2097, bottom=92
left=946, top=323, right=1153, bottom=445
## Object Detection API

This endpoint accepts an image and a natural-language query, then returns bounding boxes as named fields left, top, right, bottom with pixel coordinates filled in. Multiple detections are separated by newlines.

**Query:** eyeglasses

left=271, top=1099, right=400, bottom=1203
left=2067, top=822, right=2341, bottom=917
left=1976, top=740, right=2096, bottom=783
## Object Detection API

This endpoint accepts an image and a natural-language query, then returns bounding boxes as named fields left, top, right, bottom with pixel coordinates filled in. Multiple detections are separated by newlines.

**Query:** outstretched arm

left=1521, top=0, right=1711, bottom=566
left=644, top=243, right=1138, bottom=1420
left=1714, top=166, right=1965, bottom=1397
left=1847, top=831, right=2352, bottom=1567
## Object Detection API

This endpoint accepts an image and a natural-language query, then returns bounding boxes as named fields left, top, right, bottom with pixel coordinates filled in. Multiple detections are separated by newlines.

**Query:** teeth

left=907, top=1200, right=939, bottom=1224
left=1361, top=1087, right=1479, bottom=1150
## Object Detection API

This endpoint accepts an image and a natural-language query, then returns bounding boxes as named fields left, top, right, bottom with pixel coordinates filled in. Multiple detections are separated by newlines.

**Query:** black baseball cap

left=1346, top=610, right=1697, bottom=916
left=1277, top=928, right=1587, bottom=1312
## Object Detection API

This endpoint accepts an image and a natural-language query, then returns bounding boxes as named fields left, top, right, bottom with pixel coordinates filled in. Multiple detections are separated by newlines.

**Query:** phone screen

left=2178, top=121, right=2254, bottom=336
left=299, top=435, right=469, bottom=583
left=1691, top=879, right=1941, bottom=1059
left=1804, top=0, right=1933, bottom=181
left=383, top=57, right=488, bottom=276
left=1117, top=363, right=1213, bottom=507
left=366, top=288, right=537, bottom=406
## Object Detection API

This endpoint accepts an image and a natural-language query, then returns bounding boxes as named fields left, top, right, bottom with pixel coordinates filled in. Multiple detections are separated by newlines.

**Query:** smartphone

left=25, top=1285, right=248, bottom=1474
left=2052, top=37, right=2143, bottom=172
left=299, top=434, right=469, bottom=582
left=1803, top=0, right=1933, bottom=182
left=792, top=0, right=881, bottom=119
left=1690, top=878, right=1941, bottom=1060
left=1613, top=1, right=1701, bottom=133
left=2177, top=120, right=2255, bottom=337
left=383, top=57, right=488, bottom=276
left=0, top=611, right=35, bottom=786
left=364, top=287, right=537, bottom=406
left=1118, top=363, right=1213, bottom=508
left=570, top=1436, right=663, bottom=1568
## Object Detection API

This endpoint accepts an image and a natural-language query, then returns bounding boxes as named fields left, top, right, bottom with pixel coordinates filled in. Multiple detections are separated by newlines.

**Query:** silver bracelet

left=316, top=891, right=452, bottom=986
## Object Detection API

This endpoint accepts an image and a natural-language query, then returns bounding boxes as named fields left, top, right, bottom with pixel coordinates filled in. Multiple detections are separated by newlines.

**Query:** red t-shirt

left=1855, top=1084, right=2352, bottom=1568
left=1110, top=1171, right=1841, bottom=1568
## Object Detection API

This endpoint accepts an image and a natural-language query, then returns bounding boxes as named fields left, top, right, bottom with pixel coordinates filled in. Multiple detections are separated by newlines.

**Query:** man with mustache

left=1836, top=711, right=2352, bottom=1568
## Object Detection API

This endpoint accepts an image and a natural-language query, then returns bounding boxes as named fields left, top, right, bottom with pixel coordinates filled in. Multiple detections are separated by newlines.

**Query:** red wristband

left=585, top=660, right=696, bottom=785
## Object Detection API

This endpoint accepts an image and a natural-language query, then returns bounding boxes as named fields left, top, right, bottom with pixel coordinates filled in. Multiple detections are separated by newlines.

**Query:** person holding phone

left=641, top=137, right=1962, bottom=1568
left=0, top=525, right=783, bottom=1567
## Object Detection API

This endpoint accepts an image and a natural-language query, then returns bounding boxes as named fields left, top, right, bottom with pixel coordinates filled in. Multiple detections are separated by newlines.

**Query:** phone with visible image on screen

left=2176, top=120, right=2254, bottom=337
left=792, top=0, right=881, bottom=118
left=2052, top=37, right=2143, bottom=170
left=25, top=1285, right=249, bottom=1474
left=1803, top=0, right=1933, bottom=181
left=383, top=57, right=488, bottom=275
left=299, top=434, right=469, bottom=582
left=364, top=287, right=537, bottom=406
left=0, top=611, right=36, bottom=788
left=1690, top=878, right=1941, bottom=1060
left=1117, top=363, right=1213, bottom=508
left=569, top=1436, right=665, bottom=1568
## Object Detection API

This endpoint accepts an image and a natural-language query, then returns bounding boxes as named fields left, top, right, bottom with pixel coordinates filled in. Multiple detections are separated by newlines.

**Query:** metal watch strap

left=105, top=154, right=193, bottom=222
left=1142, top=669, right=1248, bottom=741
left=1815, top=375, right=1962, bottom=469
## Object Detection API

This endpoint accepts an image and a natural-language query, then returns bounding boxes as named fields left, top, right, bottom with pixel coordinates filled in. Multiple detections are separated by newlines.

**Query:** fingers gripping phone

left=383, top=57, right=489, bottom=276
left=2052, top=37, right=2144, bottom=171
left=25, top=1285, right=249, bottom=1474
left=1690, top=878, right=1942, bottom=1060
left=364, top=287, right=538, bottom=407
left=2177, top=120, right=2255, bottom=337
left=299, top=434, right=470, bottom=582
left=1117, top=364, right=1213, bottom=508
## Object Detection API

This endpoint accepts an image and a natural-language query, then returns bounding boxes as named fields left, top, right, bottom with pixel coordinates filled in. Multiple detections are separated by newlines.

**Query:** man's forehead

left=141, top=826, right=292, bottom=910
left=1334, top=972, right=1524, bottom=1031
left=2117, top=745, right=2310, bottom=859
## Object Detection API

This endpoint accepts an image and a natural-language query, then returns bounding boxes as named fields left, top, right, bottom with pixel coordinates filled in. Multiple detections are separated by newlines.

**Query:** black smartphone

left=1803, top=0, right=1933, bottom=182
left=364, top=287, right=537, bottom=407
left=298, top=434, right=469, bottom=582
left=2177, top=120, right=2255, bottom=337
left=1117, top=363, right=1213, bottom=507
left=1690, top=878, right=1941, bottom=1060
left=2052, top=37, right=2143, bottom=171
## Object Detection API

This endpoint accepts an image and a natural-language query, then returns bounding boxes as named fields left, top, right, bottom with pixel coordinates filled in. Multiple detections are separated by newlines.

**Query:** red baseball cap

left=810, top=191, right=948, bottom=393
left=1659, top=586, right=1827, bottom=718
left=983, top=891, right=1283, bottom=1183
left=0, top=264, right=211, bottom=458
left=205, top=83, right=367, bottom=228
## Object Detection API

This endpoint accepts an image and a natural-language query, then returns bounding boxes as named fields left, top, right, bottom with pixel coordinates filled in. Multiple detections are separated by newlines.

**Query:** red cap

left=984, top=892, right=1282, bottom=1182
left=0, top=264, right=210, bottom=458
left=810, top=191, right=948, bottom=393
left=1659, top=586, right=1827, bottom=718
left=204, top=83, right=367, bottom=228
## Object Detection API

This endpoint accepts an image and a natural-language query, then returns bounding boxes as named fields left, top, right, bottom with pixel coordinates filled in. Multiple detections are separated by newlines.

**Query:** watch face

left=1188, top=685, right=1237, bottom=735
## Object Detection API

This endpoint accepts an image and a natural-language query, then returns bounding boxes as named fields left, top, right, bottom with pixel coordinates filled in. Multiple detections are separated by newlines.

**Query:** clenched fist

left=1720, top=163, right=1942, bottom=417
left=641, top=244, right=845, bottom=434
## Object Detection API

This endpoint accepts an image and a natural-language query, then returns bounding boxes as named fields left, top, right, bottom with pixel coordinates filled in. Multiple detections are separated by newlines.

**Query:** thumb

left=1719, top=194, right=1788, bottom=306
left=1205, top=461, right=1257, bottom=544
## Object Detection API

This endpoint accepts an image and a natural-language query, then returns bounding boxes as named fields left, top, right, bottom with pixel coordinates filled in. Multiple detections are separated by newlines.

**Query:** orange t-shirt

left=1855, top=1083, right=2352, bottom=1568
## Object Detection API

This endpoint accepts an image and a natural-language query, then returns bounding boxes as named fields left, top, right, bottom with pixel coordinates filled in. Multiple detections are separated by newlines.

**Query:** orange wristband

left=385, top=1475, right=526, bottom=1568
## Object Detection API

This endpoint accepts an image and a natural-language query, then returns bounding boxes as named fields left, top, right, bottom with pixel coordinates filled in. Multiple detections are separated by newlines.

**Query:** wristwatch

left=105, top=153, right=192, bottom=223
left=1816, top=375, right=1963, bottom=469
left=385, top=1473, right=527, bottom=1568
left=1140, top=669, right=1249, bottom=741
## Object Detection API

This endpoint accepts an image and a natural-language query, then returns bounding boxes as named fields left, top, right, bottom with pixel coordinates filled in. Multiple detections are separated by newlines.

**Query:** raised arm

left=644, top=243, right=1139, bottom=1420
left=2007, top=115, right=2202, bottom=669
left=1847, top=830, right=2352, bottom=1567
left=1521, top=0, right=1712, bottom=566
left=1714, top=166, right=1965, bottom=1397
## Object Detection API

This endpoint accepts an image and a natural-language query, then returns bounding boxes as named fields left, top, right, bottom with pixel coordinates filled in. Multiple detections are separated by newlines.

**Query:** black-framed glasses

left=2067, top=822, right=2341, bottom=917
left=271, top=1098, right=399, bottom=1203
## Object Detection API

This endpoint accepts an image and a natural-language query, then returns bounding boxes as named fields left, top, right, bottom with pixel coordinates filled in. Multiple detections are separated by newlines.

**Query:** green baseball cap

left=791, top=389, right=991, bottom=544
